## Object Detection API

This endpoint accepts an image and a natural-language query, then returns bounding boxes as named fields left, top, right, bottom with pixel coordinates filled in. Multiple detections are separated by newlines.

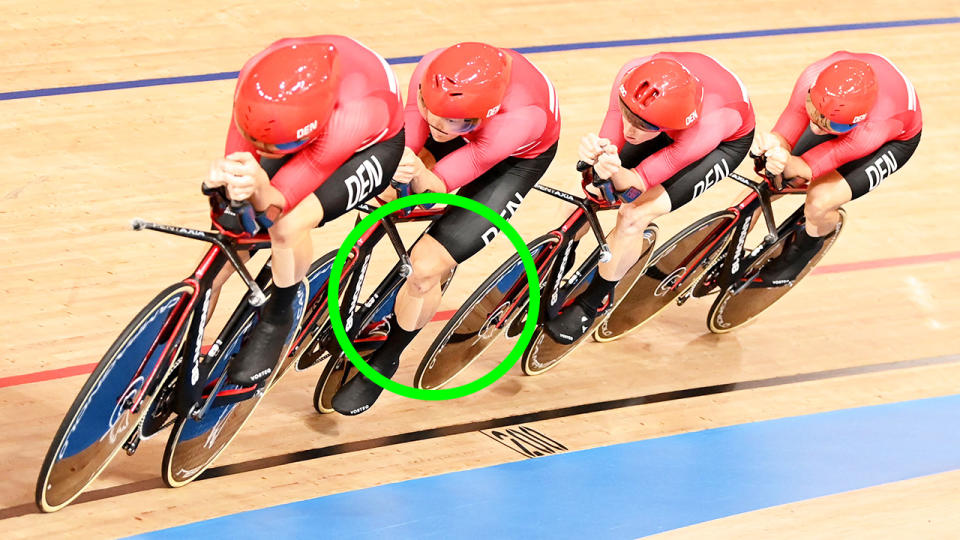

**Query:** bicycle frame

left=311, top=202, right=447, bottom=359
left=468, top=176, right=622, bottom=330
left=693, top=172, right=808, bottom=298
left=119, top=220, right=276, bottom=449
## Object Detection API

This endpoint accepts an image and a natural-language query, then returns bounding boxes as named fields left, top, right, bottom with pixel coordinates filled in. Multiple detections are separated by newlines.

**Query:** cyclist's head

left=233, top=42, right=340, bottom=156
left=418, top=42, right=511, bottom=139
left=807, top=59, right=878, bottom=134
left=618, top=58, right=704, bottom=135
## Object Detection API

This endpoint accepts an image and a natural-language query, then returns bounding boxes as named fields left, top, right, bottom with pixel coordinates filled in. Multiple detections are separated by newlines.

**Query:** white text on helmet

left=685, top=111, right=698, bottom=126
left=296, top=120, right=319, bottom=140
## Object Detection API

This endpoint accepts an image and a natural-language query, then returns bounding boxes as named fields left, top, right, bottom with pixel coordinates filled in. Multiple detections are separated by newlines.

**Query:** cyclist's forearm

left=249, top=182, right=288, bottom=214
left=782, top=155, right=813, bottom=185
left=610, top=166, right=644, bottom=192
left=412, top=168, right=447, bottom=194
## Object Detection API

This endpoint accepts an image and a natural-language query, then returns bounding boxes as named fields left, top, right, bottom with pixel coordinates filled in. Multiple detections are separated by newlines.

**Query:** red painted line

left=4, top=250, right=957, bottom=390
left=0, top=362, right=99, bottom=388
left=431, top=309, right=457, bottom=322
left=811, top=250, right=960, bottom=275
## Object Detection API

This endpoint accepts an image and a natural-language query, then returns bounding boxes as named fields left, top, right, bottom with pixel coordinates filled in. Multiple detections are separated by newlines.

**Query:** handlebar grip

left=597, top=181, right=617, bottom=204
left=750, top=153, right=777, bottom=182
left=420, top=189, right=436, bottom=210
left=576, top=160, right=591, bottom=172
left=391, top=179, right=412, bottom=199
left=233, top=201, right=259, bottom=234
left=391, top=179, right=414, bottom=216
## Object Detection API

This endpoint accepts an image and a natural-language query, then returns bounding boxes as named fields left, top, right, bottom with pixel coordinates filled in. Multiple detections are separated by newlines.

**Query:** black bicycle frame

left=319, top=202, right=446, bottom=359
left=715, top=172, right=807, bottom=293
left=129, top=220, right=274, bottom=422
left=482, top=180, right=620, bottom=326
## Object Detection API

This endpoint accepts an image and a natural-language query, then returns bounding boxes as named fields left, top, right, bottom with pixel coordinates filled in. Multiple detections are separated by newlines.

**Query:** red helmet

left=810, top=59, right=878, bottom=125
left=619, top=58, right=704, bottom=130
left=420, top=42, right=511, bottom=120
left=233, top=42, right=340, bottom=154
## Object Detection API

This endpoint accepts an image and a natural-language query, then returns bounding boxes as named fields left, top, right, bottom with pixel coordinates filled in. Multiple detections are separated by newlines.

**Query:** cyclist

left=203, top=35, right=405, bottom=385
left=545, top=52, right=755, bottom=344
left=751, top=52, right=922, bottom=285
left=332, top=41, right=561, bottom=415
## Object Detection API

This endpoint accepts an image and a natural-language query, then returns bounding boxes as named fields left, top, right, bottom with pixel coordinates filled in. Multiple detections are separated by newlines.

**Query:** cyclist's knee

left=804, top=194, right=839, bottom=223
left=407, top=243, right=455, bottom=296
left=616, top=202, right=659, bottom=235
left=407, top=257, right=451, bottom=296
left=268, top=214, right=310, bottom=248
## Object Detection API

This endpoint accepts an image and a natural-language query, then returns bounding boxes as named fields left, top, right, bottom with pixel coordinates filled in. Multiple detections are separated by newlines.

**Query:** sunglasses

left=632, top=115, right=661, bottom=132
left=418, top=87, right=482, bottom=134
left=619, top=97, right=661, bottom=132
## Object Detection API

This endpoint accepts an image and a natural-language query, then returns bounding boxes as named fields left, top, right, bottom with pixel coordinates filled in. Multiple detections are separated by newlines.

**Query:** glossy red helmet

left=233, top=42, right=340, bottom=154
left=619, top=58, right=704, bottom=130
left=810, top=59, right=878, bottom=125
left=420, top=42, right=511, bottom=120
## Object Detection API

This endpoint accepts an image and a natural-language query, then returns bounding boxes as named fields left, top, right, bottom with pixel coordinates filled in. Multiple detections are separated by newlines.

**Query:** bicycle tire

left=36, top=282, right=195, bottom=512
left=413, top=234, right=560, bottom=390
left=594, top=211, right=737, bottom=343
left=522, top=226, right=657, bottom=376
left=707, top=209, right=845, bottom=333
left=161, top=280, right=309, bottom=487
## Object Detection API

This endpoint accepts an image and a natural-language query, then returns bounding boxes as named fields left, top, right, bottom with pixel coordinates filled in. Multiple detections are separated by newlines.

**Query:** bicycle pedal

left=122, top=430, right=142, bottom=456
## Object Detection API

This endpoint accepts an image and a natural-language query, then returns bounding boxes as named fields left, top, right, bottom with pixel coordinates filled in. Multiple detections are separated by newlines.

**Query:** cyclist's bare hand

left=764, top=145, right=789, bottom=177
left=393, top=147, right=419, bottom=185
left=750, top=131, right=782, bottom=157
left=594, top=145, right=621, bottom=180
left=221, top=152, right=269, bottom=201
left=578, top=133, right=612, bottom=165
left=205, top=157, right=230, bottom=190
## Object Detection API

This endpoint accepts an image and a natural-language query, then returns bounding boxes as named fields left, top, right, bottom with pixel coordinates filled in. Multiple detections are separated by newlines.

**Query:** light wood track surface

left=1, top=1, right=958, bottom=536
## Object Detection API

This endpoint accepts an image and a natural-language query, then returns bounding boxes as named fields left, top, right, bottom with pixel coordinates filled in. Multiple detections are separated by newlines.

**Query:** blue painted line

left=3, top=17, right=958, bottom=102
left=132, top=394, right=960, bottom=539
left=0, top=71, right=240, bottom=101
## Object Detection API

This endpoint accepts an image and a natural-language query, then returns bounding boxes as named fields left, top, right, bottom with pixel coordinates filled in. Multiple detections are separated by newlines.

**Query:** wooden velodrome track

left=2, top=0, right=959, bottom=537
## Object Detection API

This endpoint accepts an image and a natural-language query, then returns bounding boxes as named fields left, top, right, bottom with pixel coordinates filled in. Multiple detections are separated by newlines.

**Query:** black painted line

left=4, top=353, right=956, bottom=519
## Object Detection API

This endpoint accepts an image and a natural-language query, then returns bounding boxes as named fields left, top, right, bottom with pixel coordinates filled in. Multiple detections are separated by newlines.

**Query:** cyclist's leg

left=759, top=131, right=921, bottom=283
left=544, top=188, right=669, bottom=344
left=563, top=134, right=674, bottom=265
left=332, top=143, right=558, bottom=415
left=229, top=131, right=405, bottom=385
left=227, top=196, right=323, bottom=385
left=740, top=127, right=832, bottom=229
left=546, top=133, right=753, bottom=343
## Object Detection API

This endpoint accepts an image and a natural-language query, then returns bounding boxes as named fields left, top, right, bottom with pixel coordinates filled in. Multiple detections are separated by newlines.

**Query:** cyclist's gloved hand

left=220, top=152, right=268, bottom=202
left=749, top=132, right=788, bottom=185
left=750, top=131, right=781, bottom=158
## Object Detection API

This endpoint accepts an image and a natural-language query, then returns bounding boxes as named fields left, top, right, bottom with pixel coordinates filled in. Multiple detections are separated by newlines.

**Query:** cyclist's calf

left=803, top=173, right=850, bottom=236
left=264, top=196, right=325, bottom=287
